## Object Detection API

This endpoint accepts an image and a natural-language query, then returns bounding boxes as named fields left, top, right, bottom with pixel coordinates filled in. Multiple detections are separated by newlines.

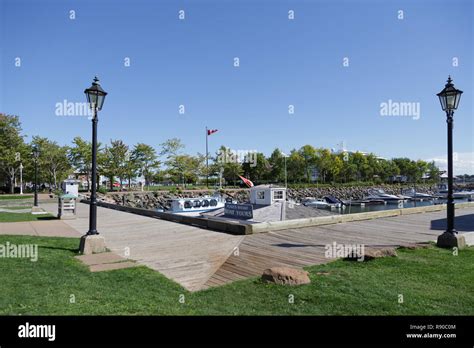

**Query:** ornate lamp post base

left=435, top=76, right=464, bottom=250
left=79, top=234, right=107, bottom=255
left=437, top=231, right=466, bottom=249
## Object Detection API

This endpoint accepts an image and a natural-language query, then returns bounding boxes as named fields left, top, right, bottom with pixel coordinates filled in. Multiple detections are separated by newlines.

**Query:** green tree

left=427, top=161, right=440, bottom=183
left=287, top=150, right=305, bottom=183
left=132, top=143, right=160, bottom=188
left=31, top=136, right=72, bottom=189
left=223, top=161, right=243, bottom=186
left=0, top=114, right=27, bottom=193
left=160, top=138, right=185, bottom=185
left=216, top=146, right=243, bottom=186
left=299, top=145, right=317, bottom=183
left=414, top=160, right=429, bottom=183
left=124, top=152, right=139, bottom=189
left=267, top=148, right=286, bottom=183
left=315, top=148, right=333, bottom=183
left=329, top=155, right=344, bottom=182
left=242, top=152, right=269, bottom=182
left=103, top=140, right=129, bottom=191
left=68, top=137, right=93, bottom=191
left=379, top=159, right=400, bottom=182
left=392, top=158, right=412, bottom=178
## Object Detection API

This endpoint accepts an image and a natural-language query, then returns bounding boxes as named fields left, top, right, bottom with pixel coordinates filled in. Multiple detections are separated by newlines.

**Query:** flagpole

left=206, top=126, right=209, bottom=188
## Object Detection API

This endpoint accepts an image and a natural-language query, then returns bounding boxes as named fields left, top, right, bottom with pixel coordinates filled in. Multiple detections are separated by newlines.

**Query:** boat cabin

left=250, top=185, right=286, bottom=206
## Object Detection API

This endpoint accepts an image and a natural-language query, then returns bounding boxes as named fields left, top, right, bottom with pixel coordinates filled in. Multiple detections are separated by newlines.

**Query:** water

left=337, top=198, right=472, bottom=215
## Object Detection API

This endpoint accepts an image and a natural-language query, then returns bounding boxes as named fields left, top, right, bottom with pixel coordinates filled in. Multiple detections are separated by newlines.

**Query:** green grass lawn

left=0, top=212, right=55, bottom=222
left=0, top=235, right=473, bottom=315
left=1, top=206, right=33, bottom=210
left=0, top=195, right=33, bottom=200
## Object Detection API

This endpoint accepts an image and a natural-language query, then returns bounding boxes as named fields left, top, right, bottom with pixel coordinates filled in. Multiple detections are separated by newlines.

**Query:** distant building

left=70, top=173, right=89, bottom=189
left=388, top=175, right=408, bottom=183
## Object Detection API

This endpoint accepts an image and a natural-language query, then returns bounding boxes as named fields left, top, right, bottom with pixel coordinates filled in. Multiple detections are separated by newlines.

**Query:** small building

left=250, top=185, right=286, bottom=206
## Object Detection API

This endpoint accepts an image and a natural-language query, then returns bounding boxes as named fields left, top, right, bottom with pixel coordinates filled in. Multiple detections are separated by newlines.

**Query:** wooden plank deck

left=41, top=203, right=244, bottom=292
left=41, top=202, right=474, bottom=292
left=203, top=207, right=474, bottom=289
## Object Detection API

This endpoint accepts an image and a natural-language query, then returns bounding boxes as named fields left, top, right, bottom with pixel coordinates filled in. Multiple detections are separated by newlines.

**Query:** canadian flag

left=207, top=129, right=218, bottom=136
left=238, top=175, right=254, bottom=188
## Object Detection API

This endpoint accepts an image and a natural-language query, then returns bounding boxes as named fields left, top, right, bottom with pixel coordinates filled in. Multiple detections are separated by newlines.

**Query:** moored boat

left=435, top=184, right=474, bottom=199
left=366, top=188, right=403, bottom=203
left=402, top=188, right=434, bottom=201
left=160, top=194, right=227, bottom=216
left=302, top=197, right=331, bottom=209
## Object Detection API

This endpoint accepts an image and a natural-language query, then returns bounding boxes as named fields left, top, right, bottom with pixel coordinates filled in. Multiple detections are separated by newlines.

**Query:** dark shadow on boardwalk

left=430, top=214, right=474, bottom=232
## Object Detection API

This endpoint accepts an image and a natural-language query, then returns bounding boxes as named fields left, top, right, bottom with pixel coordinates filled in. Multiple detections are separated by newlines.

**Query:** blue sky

left=1, top=0, right=473, bottom=173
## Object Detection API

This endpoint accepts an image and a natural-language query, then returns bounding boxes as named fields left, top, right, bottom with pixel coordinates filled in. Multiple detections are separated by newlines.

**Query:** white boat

left=402, top=188, right=433, bottom=200
left=302, top=197, right=343, bottom=209
left=366, top=189, right=403, bottom=203
left=435, top=184, right=474, bottom=199
left=161, top=194, right=226, bottom=216
left=302, top=197, right=331, bottom=209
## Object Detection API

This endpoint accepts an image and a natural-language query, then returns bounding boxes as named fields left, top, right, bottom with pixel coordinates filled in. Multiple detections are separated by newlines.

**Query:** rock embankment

left=94, top=190, right=249, bottom=210
left=286, top=184, right=438, bottom=202
left=88, top=184, right=443, bottom=211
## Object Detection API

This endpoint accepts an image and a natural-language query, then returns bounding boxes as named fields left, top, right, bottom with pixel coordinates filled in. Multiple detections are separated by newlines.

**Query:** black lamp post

left=84, top=76, right=107, bottom=235
left=32, top=146, right=40, bottom=207
left=436, top=76, right=463, bottom=244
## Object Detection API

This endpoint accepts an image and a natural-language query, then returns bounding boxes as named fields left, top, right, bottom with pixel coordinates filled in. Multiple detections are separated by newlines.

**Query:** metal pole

left=87, top=106, right=99, bottom=235
left=285, top=155, right=287, bottom=189
left=34, top=158, right=38, bottom=206
left=446, top=110, right=455, bottom=234
left=20, top=163, right=23, bottom=195
left=219, top=167, right=223, bottom=189
left=413, top=180, right=416, bottom=207
left=206, top=127, right=209, bottom=188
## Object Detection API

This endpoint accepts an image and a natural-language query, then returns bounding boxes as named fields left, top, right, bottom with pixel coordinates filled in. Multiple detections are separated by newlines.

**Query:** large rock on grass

left=261, top=267, right=311, bottom=285
left=344, top=247, right=397, bottom=261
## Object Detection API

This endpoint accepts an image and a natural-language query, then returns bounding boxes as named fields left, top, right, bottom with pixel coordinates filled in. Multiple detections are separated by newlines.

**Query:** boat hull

left=169, top=207, right=223, bottom=216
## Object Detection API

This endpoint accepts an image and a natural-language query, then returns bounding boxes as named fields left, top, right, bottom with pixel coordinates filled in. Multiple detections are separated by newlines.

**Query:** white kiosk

left=61, top=179, right=80, bottom=197
left=250, top=185, right=286, bottom=206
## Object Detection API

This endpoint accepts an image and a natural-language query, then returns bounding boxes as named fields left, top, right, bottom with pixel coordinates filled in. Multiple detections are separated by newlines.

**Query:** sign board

left=224, top=203, right=253, bottom=220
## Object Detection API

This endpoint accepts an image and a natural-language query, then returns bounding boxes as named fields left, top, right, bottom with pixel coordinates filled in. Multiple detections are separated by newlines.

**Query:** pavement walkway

left=0, top=219, right=81, bottom=237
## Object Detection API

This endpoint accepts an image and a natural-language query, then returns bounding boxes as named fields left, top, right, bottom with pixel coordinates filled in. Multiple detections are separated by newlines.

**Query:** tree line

left=1, top=113, right=444, bottom=193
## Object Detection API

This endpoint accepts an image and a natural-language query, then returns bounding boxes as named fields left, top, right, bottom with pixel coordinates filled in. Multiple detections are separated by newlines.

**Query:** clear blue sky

left=1, top=0, right=473, bottom=173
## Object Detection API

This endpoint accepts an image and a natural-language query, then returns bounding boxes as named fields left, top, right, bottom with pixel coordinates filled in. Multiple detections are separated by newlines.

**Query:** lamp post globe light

left=32, top=146, right=40, bottom=207
left=436, top=76, right=466, bottom=249
left=84, top=76, right=107, bottom=235
left=79, top=76, right=108, bottom=255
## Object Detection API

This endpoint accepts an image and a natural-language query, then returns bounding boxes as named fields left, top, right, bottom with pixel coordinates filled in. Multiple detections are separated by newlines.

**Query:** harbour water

left=338, top=198, right=471, bottom=215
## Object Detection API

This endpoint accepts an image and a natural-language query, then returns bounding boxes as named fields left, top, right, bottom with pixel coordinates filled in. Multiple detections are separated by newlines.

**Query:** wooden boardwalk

left=41, top=203, right=244, bottom=291
left=40, top=202, right=474, bottom=292
left=203, top=207, right=474, bottom=289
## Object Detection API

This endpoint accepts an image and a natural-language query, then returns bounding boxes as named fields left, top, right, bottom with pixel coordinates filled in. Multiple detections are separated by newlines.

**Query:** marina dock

left=37, top=202, right=474, bottom=292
